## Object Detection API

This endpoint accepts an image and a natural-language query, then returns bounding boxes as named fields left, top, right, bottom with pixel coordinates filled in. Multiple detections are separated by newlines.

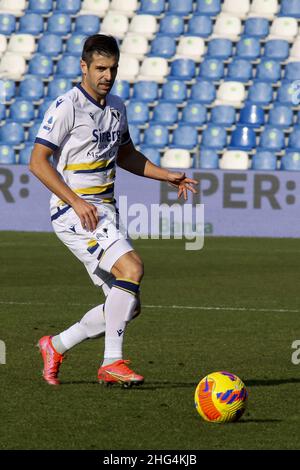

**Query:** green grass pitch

left=1, top=232, right=300, bottom=450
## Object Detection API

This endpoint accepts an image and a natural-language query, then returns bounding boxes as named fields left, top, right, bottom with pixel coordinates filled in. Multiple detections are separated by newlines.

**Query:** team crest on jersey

left=111, top=109, right=121, bottom=122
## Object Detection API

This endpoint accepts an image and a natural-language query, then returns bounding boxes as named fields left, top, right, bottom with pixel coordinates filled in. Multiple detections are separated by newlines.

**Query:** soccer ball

left=194, top=371, right=248, bottom=423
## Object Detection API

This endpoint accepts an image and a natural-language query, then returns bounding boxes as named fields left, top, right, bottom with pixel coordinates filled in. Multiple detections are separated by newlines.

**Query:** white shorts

left=51, top=203, right=133, bottom=289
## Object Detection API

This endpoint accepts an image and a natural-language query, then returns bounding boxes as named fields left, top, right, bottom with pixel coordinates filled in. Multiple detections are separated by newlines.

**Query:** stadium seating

left=0, top=122, right=24, bottom=146
left=161, top=148, right=192, bottom=168
left=1, top=0, right=300, bottom=170
left=0, top=144, right=16, bottom=164
left=19, top=143, right=34, bottom=164
left=139, top=145, right=161, bottom=165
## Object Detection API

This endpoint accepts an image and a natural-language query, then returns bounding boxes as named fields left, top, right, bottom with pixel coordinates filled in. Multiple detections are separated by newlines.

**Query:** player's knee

left=119, top=260, right=144, bottom=283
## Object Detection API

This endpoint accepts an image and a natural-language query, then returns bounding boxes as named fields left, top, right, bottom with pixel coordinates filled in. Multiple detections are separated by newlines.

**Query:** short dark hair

left=82, top=34, right=120, bottom=67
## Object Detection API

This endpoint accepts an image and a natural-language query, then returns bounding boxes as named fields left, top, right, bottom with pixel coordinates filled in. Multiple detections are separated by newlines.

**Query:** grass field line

left=0, top=300, right=298, bottom=314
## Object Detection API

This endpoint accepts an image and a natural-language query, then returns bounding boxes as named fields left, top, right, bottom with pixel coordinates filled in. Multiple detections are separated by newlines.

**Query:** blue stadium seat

left=243, top=17, right=269, bottom=38
left=152, top=102, right=178, bottom=125
left=201, top=125, right=227, bottom=150
left=187, top=15, right=212, bottom=37
left=66, top=34, right=86, bottom=56
left=281, top=151, right=300, bottom=170
left=27, top=121, right=42, bottom=141
left=169, top=59, right=196, bottom=81
left=256, top=60, right=281, bottom=82
left=19, top=75, right=45, bottom=101
left=0, top=80, right=16, bottom=102
left=127, top=101, right=149, bottom=125
left=198, top=58, right=224, bottom=81
left=128, top=125, right=140, bottom=146
left=28, top=54, right=54, bottom=77
left=75, top=15, right=100, bottom=35
left=144, top=125, right=169, bottom=148
left=139, top=145, right=161, bottom=165
left=159, top=14, right=184, bottom=36
left=110, top=80, right=130, bottom=100
left=235, top=37, right=261, bottom=61
left=56, top=0, right=81, bottom=14
left=161, top=80, right=187, bottom=103
left=38, top=99, right=52, bottom=118
left=47, top=78, right=72, bottom=98
left=229, top=125, right=256, bottom=150
left=247, top=81, right=273, bottom=106
left=38, top=33, right=63, bottom=56
left=0, top=145, right=16, bottom=164
left=288, top=126, right=300, bottom=150
left=9, top=99, right=35, bottom=123
left=132, top=81, right=158, bottom=102
left=0, top=122, right=25, bottom=146
left=47, top=13, right=72, bottom=36
left=190, top=81, right=216, bottom=104
left=56, top=55, right=81, bottom=78
left=171, top=124, right=198, bottom=149
left=182, top=103, right=207, bottom=126
left=226, top=59, right=253, bottom=82
left=0, top=14, right=16, bottom=35
left=239, top=104, right=265, bottom=128
left=149, top=36, right=176, bottom=58
left=296, top=110, right=300, bottom=125
left=259, top=126, right=285, bottom=151
left=284, top=62, right=300, bottom=81
left=19, top=143, right=34, bottom=165
left=210, top=105, right=236, bottom=127
left=0, top=103, right=6, bottom=121
left=168, top=0, right=193, bottom=15
left=19, top=13, right=44, bottom=35
left=195, top=0, right=221, bottom=16
left=268, top=105, right=293, bottom=128
left=139, top=0, right=165, bottom=15
left=263, top=40, right=290, bottom=62
left=28, top=0, right=53, bottom=15
left=207, top=38, right=233, bottom=60
left=280, top=0, right=300, bottom=18
left=252, top=151, right=277, bottom=171
left=276, top=81, right=297, bottom=106
left=199, top=149, right=219, bottom=169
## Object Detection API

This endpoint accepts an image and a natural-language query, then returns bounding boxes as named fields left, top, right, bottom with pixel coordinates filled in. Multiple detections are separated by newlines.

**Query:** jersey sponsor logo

left=91, top=129, right=121, bottom=144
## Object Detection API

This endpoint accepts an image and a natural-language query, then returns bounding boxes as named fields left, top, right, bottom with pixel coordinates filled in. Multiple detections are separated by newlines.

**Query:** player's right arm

left=29, top=144, right=99, bottom=232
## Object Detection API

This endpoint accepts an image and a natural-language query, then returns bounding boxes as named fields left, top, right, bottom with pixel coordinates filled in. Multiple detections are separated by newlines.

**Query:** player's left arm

left=116, top=140, right=198, bottom=200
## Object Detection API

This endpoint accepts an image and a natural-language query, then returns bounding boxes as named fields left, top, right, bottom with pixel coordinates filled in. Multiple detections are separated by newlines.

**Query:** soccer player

left=29, top=34, right=197, bottom=387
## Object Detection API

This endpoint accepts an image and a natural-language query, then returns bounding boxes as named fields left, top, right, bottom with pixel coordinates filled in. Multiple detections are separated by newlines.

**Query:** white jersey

left=35, top=84, right=131, bottom=215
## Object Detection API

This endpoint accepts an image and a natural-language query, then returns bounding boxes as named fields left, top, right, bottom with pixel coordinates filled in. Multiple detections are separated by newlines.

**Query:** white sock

left=52, top=304, right=106, bottom=354
left=103, top=278, right=140, bottom=364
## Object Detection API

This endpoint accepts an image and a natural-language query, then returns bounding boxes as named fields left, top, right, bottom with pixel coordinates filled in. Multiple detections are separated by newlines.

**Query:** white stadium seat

left=289, top=36, right=300, bottom=62
left=117, top=53, right=139, bottom=82
left=0, top=0, right=26, bottom=16
left=249, top=0, right=279, bottom=19
left=0, top=52, right=26, bottom=80
left=222, top=0, right=250, bottom=19
left=120, top=33, right=149, bottom=59
left=216, top=81, right=246, bottom=107
left=129, top=14, right=158, bottom=39
left=175, top=36, right=205, bottom=61
left=110, top=0, right=138, bottom=17
left=79, top=0, right=109, bottom=17
left=138, top=57, right=169, bottom=83
left=161, top=149, right=193, bottom=169
left=0, top=34, right=7, bottom=56
left=7, top=34, right=36, bottom=59
left=100, top=12, right=129, bottom=39
left=219, top=150, right=249, bottom=170
left=268, top=17, right=299, bottom=42
left=212, top=13, right=242, bottom=41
